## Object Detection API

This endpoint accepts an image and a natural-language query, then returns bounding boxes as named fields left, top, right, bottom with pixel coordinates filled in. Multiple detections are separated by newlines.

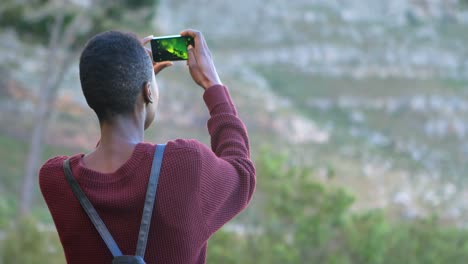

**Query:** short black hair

left=79, top=30, right=153, bottom=122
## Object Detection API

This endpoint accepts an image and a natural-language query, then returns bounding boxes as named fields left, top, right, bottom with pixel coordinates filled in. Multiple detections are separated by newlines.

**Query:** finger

left=182, top=29, right=211, bottom=59
left=180, top=29, right=195, bottom=37
left=141, top=35, right=153, bottom=45
left=180, top=29, right=202, bottom=49
left=144, top=47, right=153, bottom=60
left=182, top=29, right=206, bottom=46
left=187, top=44, right=198, bottom=69
left=153, top=61, right=173, bottom=75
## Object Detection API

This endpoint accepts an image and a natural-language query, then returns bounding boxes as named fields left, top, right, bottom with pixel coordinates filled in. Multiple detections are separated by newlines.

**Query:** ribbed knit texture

left=39, top=85, right=256, bottom=264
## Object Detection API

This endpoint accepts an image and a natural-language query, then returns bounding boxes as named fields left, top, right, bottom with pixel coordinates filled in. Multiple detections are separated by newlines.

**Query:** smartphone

left=150, top=35, right=194, bottom=62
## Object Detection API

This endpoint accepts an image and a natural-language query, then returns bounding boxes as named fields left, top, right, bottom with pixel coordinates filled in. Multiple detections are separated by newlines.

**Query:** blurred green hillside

left=1, top=0, right=468, bottom=263
left=154, top=0, right=468, bottom=222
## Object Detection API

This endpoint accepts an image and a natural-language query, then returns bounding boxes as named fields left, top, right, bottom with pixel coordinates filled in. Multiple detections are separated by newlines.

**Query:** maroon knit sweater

left=39, top=85, right=256, bottom=264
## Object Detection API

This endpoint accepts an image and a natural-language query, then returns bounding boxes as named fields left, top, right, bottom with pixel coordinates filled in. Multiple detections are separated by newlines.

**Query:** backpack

left=63, top=144, right=166, bottom=264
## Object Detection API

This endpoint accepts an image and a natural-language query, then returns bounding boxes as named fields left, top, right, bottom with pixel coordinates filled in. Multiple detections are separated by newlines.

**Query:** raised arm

left=180, top=29, right=256, bottom=233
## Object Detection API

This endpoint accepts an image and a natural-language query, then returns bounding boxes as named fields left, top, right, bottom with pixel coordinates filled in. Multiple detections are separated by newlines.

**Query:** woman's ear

left=142, top=81, right=153, bottom=104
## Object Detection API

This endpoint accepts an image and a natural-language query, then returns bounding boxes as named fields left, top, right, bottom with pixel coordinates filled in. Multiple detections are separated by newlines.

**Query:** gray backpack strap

left=135, top=144, right=166, bottom=257
left=63, top=144, right=166, bottom=261
left=63, top=158, right=123, bottom=257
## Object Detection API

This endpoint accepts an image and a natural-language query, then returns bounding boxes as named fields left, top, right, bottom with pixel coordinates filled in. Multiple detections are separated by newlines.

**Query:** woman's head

left=79, top=30, right=157, bottom=128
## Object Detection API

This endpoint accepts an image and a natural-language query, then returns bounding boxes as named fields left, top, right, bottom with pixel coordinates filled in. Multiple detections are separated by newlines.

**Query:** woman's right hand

left=180, top=29, right=222, bottom=90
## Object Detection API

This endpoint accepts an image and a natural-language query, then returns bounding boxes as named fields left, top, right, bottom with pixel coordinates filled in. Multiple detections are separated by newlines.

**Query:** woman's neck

left=82, top=116, right=145, bottom=173
left=99, top=116, right=144, bottom=149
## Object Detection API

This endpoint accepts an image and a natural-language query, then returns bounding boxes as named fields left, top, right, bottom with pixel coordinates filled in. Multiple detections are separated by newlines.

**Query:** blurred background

left=1, top=0, right=468, bottom=263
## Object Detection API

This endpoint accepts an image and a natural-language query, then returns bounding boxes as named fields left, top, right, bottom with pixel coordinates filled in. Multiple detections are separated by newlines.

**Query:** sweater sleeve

left=198, top=85, right=256, bottom=234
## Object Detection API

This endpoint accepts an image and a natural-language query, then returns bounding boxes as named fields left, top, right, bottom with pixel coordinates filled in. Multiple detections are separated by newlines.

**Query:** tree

left=0, top=0, right=159, bottom=217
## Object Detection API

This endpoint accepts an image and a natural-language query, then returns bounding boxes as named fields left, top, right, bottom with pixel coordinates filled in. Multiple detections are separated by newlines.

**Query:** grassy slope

left=0, top=133, right=80, bottom=224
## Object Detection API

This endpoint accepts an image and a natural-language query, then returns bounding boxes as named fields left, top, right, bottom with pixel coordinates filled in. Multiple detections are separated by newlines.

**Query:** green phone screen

left=150, top=35, right=194, bottom=62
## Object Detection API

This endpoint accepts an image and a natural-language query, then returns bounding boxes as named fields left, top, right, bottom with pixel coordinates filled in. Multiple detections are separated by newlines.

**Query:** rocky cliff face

left=154, top=0, right=468, bottom=224
left=157, top=0, right=468, bottom=79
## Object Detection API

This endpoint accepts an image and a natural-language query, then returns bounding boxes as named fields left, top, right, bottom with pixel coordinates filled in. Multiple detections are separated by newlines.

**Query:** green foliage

left=207, top=149, right=468, bottom=264
left=382, top=218, right=468, bottom=264
left=343, top=211, right=391, bottom=264
left=0, top=0, right=159, bottom=46
left=207, top=230, right=242, bottom=264
left=0, top=197, right=16, bottom=229
left=0, top=218, right=64, bottom=264
left=0, top=134, right=77, bottom=202
left=208, top=148, right=355, bottom=263
left=118, top=0, right=156, bottom=10
left=0, top=0, right=76, bottom=44
left=0, top=134, right=29, bottom=194
left=461, top=0, right=468, bottom=8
